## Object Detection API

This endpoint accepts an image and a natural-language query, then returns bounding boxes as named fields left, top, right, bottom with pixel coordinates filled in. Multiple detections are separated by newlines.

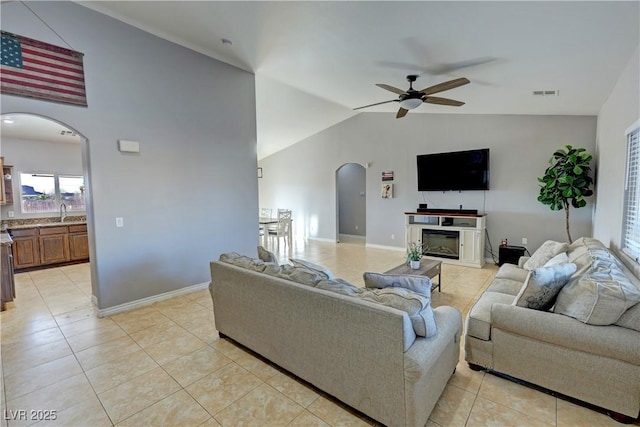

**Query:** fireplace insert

left=422, top=229, right=459, bottom=260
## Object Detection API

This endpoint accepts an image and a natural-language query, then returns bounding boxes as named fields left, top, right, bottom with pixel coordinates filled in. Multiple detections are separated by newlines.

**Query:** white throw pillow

left=523, top=240, right=569, bottom=270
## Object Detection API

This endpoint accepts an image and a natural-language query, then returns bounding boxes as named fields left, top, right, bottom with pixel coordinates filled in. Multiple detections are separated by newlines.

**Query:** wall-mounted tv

left=417, top=148, right=490, bottom=191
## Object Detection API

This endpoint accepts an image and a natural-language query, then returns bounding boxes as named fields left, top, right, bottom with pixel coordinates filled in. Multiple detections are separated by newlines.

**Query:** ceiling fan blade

left=424, top=96, right=465, bottom=107
left=419, top=77, right=470, bottom=95
left=376, top=83, right=406, bottom=95
left=353, top=99, right=396, bottom=110
left=396, top=108, right=409, bottom=119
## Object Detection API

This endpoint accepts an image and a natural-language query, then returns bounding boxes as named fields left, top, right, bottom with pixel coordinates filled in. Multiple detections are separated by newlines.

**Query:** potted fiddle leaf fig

left=537, top=145, right=594, bottom=243
left=407, top=242, right=423, bottom=269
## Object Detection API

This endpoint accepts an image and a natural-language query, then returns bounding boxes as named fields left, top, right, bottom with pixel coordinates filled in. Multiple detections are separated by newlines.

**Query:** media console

left=405, top=212, right=486, bottom=268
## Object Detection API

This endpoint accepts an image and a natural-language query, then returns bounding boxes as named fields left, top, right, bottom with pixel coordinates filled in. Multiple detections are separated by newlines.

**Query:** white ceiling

left=4, top=2, right=640, bottom=159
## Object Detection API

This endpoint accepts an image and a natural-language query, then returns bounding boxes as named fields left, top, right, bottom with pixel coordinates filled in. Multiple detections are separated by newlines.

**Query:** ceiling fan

left=353, top=75, right=470, bottom=118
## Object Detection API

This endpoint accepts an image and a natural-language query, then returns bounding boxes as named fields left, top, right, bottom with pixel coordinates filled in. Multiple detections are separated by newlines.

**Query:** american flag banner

left=1, top=31, right=87, bottom=106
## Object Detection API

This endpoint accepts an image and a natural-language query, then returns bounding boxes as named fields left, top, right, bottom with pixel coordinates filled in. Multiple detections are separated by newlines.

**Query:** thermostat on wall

left=118, top=139, right=140, bottom=153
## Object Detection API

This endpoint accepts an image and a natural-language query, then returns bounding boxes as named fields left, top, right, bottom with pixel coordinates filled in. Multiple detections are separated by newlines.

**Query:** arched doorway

left=336, top=163, right=366, bottom=243
left=1, top=113, right=96, bottom=303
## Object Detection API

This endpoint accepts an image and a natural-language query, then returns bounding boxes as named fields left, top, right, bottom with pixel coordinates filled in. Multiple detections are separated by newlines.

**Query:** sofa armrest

left=491, top=303, right=640, bottom=365
left=517, top=256, right=530, bottom=268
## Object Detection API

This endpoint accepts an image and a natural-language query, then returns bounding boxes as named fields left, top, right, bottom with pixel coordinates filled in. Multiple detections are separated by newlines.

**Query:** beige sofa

left=210, top=254, right=462, bottom=427
left=465, top=237, right=640, bottom=421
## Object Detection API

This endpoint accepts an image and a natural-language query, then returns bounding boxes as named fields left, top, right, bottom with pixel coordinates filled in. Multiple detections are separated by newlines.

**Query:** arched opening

left=336, top=163, right=366, bottom=243
left=1, top=113, right=97, bottom=305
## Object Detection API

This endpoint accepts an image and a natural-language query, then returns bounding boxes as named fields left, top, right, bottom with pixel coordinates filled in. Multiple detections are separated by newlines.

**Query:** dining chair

left=268, top=209, right=292, bottom=248
left=259, top=208, right=273, bottom=245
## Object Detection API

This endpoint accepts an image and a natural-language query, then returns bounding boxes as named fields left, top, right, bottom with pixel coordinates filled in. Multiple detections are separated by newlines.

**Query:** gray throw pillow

left=357, top=287, right=437, bottom=338
left=362, top=272, right=432, bottom=297
left=514, top=263, right=577, bottom=311
left=523, top=240, right=569, bottom=270
left=289, top=258, right=334, bottom=279
left=257, top=246, right=277, bottom=263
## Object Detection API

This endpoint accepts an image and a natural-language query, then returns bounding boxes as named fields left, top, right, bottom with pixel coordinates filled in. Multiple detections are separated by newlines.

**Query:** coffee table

left=384, top=258, right=442, bottom=292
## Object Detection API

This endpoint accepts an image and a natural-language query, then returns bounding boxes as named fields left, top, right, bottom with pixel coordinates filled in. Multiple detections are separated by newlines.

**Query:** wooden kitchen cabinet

left=0, top=157, right=12, bottom=205
left=10, top=224, right=89, bottom=271
left=39, top=226, right=70, bottom=265
left=69, top=224, right=89, bottom=260
left=11, top=228, right=41, bottom=270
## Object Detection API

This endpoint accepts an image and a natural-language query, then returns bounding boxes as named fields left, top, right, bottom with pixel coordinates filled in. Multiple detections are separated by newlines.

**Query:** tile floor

left=0, top=237, right=635, bottom=426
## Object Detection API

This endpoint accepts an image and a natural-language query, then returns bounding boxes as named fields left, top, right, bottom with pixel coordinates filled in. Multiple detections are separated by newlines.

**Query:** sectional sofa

left=209, top=252, right=462, bottom=427
left=465, top=237, right=640, bottom=422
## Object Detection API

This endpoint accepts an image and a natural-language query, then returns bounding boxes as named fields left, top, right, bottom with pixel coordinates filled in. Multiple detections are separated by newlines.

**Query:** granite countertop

left=8, top=221, right=87, bottom=230
left=1, top=232, right=12, bottom=245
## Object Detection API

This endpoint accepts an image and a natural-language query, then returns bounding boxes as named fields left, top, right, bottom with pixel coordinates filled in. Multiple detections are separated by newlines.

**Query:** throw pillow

left=523, top=240, right=569, bottom=270
left=289, top=258, right=334, bottom=279
left=543, top=252, right=570, bottom=267
left=554, top=273, right=640, bottom=325
left=362, top=272, right=432, bottom=297
left=316, top=279, right=364, bottom=297
left=513, top=263, right=577, bottom=311
left=357, top=287, right=437, bottom=338
left=219, top=252, right=269, bottom=272
left=257, top=246, right=277, bottom=263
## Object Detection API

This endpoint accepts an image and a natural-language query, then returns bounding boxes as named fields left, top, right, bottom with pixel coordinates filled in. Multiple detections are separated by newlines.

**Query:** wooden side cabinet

left=11, top=228, right=41, bottom=270
left=1, top=239, right=16, bottom=311
left=69, top=224, right=89, bottom=260
left=39, top=226, right=70, bottom=265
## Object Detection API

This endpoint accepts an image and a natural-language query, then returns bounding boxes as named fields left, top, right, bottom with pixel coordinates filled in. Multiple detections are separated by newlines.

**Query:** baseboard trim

left=365, top=243, right=405, bottom=252
left=96, top=281, right=210, bottom=318
left=338, top=234, right=366, bottom=240
left=307, top=236, right=335, bottom=243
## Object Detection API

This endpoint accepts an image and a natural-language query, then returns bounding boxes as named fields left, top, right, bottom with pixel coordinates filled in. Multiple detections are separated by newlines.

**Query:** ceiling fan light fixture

left=399, top=98, right=423, bottom=110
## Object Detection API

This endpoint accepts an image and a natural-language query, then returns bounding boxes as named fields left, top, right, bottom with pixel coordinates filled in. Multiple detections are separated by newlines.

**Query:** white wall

left=593, top=46, right=640, bottom=248
left=259, top=113, right=597, bottom=254
left=1, top=1, right=258, bottom=310
left=1, top=138, right=83, bottom=220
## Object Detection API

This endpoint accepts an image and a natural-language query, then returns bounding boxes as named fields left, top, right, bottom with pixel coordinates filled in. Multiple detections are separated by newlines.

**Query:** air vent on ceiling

left=533, top=90, right=559, bottom=96
left=58, top=130, right=77, bottom=136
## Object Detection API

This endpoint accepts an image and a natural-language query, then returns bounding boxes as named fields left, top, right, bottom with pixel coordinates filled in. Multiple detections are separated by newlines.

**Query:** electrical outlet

left=7, top=211, right=14, bottom=218
left=355, top=225, right=358, bottom=230
left=116, top=217, right=124, bottom=228
left=391, top=234, right=395, bottom=240
left=522, top=237, right=528, bottom=245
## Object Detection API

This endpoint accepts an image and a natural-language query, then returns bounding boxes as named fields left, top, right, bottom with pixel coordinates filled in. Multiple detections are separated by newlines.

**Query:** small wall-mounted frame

left=118, top=139, right=140, bottom=153
left=382, top=171, right=394, bottom=181
left=382, top=183, right=393, bottom=198
left=258, top=167, right=263, bottom=178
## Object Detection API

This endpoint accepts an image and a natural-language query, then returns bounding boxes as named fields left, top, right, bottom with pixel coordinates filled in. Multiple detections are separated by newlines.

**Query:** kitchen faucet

left=60, top=202, right=68, bottom=222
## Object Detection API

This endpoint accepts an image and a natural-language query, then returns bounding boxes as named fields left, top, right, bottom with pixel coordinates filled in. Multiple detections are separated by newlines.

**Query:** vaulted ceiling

left=5, top=2, right=640, bottom=159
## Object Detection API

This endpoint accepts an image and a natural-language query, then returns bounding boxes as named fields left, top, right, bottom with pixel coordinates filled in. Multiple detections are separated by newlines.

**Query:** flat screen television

left=417, top=148, right=490, bottom=191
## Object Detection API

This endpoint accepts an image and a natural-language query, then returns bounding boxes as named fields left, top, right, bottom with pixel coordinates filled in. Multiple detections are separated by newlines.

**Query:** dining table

left=259, top=216, right=292, bottom=246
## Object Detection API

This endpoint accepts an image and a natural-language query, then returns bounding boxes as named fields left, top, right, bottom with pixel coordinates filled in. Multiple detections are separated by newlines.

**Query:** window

left=622, top=123, right=640, bottom=260
left=20, top=173, right=85, bottom=214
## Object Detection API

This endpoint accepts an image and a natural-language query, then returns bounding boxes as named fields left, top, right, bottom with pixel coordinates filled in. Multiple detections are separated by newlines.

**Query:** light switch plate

left=116, top=217, right=124, bottom=227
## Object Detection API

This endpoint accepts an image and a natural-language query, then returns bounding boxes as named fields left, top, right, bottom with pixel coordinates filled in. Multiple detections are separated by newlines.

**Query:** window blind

left=623, top=126, right=640, bottom=261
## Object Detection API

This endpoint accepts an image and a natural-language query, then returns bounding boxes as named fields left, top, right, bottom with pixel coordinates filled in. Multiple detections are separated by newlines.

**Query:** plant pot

left=409, top=260, right=421, bottom=269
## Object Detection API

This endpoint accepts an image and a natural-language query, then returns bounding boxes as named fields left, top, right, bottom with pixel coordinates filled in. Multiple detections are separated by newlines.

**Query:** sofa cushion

left=486, top=277, right=526, bottom=296
left=263, top=264, right=326, bottom=287
left=615, top=303, right=640, bottom=332
left=555, top=272, right=640, bottom=325
left=219, top=252, right=271, bottom=272
left=257, top=246, right=278, bottom=263
left=523, top=240, right=569, bottom=270
left=289, top=258, right=334, bottom=279
left=513, top=263, right=577, bottom=311
left=466, top=291, right=516, bottom=340
left=494, top=263, right=529, bottom=283
left=358, top=287, right=437, bottom=338
left=316, top=278, right=364, bottom=297
left=567, top=237, right=609, bottom=275
left=362, top=272, right=431, bottom=296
